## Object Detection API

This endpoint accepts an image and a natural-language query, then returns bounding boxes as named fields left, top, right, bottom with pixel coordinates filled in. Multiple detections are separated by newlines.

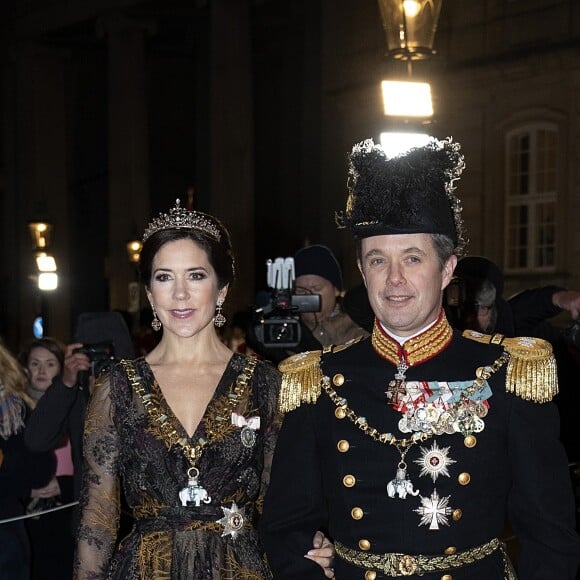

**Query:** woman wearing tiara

left=74, top=200, right=334, bottom=579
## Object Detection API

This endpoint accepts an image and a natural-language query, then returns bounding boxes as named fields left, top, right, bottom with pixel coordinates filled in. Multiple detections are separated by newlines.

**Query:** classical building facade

left=1, top=0, right=579, bottom=349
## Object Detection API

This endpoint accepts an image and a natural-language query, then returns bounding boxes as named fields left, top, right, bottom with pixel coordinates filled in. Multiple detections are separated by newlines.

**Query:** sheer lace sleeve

left=74, top=373, right=120, bottom=580
left=256, top=361, right=283, bottom=514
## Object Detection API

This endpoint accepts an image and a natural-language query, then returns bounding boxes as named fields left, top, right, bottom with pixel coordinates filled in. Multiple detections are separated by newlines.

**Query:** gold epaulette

left=278, top=350, right=323, bottom=413
left=463, top=330, right=558, bottom=403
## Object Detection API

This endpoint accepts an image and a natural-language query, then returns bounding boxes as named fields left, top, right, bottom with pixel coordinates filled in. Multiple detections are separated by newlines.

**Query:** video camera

left=252, top=257, right=320, bottom=349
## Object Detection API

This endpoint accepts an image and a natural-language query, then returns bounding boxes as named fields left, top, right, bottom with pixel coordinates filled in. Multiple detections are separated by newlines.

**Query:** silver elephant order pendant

left=179, top=467, right=212, bottom=507
left=386, top=466, right=420, bottom=499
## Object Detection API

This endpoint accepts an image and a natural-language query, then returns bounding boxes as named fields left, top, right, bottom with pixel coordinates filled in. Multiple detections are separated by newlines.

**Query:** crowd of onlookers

left=2, top=247, right=580, bottom=579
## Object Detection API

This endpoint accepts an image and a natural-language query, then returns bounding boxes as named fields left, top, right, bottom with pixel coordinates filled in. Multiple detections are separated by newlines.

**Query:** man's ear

left=442, top=255, right=458, bottom=291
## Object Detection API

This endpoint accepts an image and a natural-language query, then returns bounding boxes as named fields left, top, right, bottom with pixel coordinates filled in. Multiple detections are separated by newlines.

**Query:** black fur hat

left=336, top=137, right=467, bottom=256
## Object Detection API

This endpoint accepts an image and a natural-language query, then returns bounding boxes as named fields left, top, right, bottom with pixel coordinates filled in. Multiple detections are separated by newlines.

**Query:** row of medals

left=385, top=371, right=489, bottom=530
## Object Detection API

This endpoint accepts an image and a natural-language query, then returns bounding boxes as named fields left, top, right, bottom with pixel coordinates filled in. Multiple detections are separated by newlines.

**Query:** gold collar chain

left=322, top=350, right=509, bottom=450
left=323, top=377, right=433, bottom=451
left=122, top=357, right=258, bottom=469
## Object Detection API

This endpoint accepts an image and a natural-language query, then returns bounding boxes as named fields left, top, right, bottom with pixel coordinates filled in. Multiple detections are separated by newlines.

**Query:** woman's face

left=27, top=346, right=61, bottom=392
left=146, top=238, right=227, bottom=339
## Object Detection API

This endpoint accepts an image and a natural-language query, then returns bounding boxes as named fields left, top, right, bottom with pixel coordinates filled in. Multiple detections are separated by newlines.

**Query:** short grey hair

left=430, top=234, right=456, bottom=270
left=355, top=233, right=456, bottom=270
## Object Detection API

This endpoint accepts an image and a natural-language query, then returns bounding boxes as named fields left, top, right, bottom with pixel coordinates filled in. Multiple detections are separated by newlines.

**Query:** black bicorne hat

left=336, top=137, right=468, bottom=256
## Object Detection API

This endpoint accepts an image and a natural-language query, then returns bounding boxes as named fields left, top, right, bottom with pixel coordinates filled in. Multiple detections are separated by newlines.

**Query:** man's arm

left=509, top=285, right=567, bottom=336
left=260, top=403, right=329, bottom=579
left=24, top=377, right=80, bottom=451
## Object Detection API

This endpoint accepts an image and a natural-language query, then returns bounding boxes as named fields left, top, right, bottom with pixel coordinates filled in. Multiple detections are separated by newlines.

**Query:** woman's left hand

left=304, top=530, right=335, bottom=578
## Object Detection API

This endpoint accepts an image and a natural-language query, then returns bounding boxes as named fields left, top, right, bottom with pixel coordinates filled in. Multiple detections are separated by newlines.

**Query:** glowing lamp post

left=377, top=0, right=443, bottom=157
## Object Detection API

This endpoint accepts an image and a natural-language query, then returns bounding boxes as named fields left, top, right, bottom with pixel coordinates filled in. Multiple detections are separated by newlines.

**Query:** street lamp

left=377, top=0, right=443, bottom=156
left=126, top=240, right=143, bottom=264
left=27, top=220, right=58, bottom=337
left=28, top=221, right=53, bottom=251
left=126, top=240, right=143, bottom=320
left=377, top=0, right=443, bottom=64
left=28, top=221, right=59, bottom=291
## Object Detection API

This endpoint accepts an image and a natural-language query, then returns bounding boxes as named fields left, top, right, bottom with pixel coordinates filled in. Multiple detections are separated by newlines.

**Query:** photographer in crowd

left=445, top=255, right=580, bottom=461
left=248, top=245, right=369, bottom=364
left=294, top=244, right=369, bottom=348
left=20, top=338, right=83, bottom=580
left=445, top=255, right=580, bottom=339
left=25, top=311, right=135, bottom=510
left=24, top=342, right=91, bottom=506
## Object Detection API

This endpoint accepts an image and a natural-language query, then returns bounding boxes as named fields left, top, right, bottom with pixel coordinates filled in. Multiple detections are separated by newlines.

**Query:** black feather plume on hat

left=336, top=137, right=468, bottom=256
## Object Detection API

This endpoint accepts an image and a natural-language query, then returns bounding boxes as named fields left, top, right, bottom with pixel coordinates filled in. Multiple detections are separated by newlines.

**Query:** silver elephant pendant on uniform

left=387, top=466, right=420, bottom=499
left=179, top=467, right=212, bottom=507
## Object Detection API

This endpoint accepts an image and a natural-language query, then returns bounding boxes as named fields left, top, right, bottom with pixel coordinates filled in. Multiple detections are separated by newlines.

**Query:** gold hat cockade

left=142, top=199, right=222, bottom=242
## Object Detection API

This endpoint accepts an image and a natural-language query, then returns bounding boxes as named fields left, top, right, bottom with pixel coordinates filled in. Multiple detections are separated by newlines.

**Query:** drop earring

left=151, top=304, right=162, bottom=332
left=214, top=298, right=226, bottom=328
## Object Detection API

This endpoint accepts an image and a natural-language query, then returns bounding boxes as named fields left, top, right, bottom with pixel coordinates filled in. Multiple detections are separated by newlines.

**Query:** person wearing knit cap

left=294, top=244, right=369, bottom=348
left=260, top=137, right=580, bottom=579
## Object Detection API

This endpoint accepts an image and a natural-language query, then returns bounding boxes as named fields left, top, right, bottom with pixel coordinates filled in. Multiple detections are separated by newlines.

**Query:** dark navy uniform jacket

left=260, top=327, right=580, bottom=579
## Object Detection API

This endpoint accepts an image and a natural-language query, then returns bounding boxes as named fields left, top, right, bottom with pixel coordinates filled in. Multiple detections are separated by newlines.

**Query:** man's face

left=358, top=233, right=456, bottom=337
left=295, top=274, right=338, bottom=322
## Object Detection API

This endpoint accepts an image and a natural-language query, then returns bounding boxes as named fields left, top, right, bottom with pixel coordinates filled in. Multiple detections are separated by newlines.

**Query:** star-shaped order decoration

left=217, top=502, right=246, bottom=540
left=414, top=441, right=456, bottom=482
left=414, top=489, right=453, bottom=530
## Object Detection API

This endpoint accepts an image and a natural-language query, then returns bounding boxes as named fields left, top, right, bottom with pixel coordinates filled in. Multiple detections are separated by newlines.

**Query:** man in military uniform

left=259, top=138, right=580, bottom=579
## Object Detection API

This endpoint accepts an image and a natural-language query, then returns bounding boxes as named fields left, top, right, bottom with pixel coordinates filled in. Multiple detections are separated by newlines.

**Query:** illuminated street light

left=28, top=221, right=53, bottom=251
left=379, top=131, right=432, bottom=158
left=377, top=0, right=443, bottom=62
left=126, top=240, right=143, bottom=264
left=38, top=272, right=58, bottom=291
left=381, top=80, right=433, bottom=117
left=36, top=253, right=57, bottom=272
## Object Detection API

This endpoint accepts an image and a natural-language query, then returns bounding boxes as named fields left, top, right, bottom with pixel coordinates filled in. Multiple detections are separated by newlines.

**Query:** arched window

left=504, top=123, right=557, bottom=272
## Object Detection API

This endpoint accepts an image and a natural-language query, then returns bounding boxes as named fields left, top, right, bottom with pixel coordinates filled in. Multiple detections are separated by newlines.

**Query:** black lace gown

left=74, top=354, right=281, bottom=579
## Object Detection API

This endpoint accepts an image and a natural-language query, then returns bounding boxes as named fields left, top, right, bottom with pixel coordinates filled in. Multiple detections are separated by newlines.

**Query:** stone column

left=98, top=15, right=153, bottom=313
left=209, top=0, right=255, bottom=313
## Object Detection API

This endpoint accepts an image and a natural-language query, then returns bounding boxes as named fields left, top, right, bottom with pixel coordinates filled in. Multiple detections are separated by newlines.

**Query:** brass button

left=337, top=439, right=350, bottom=453
left=458, top=472, right=471, bottom=485
left=441, top=575, right=453, bottom=580
left=464, top=435, right=477, bottom=448
left=358, top=539, right=371, bottom=551
left=443, top=546, right=457, bottom=555
left=365, top=572, right=376, bottom=580
left=343, top=474, right=356, bottom=487
left=452, top=508, right=463, bottom=521
left=351, top=507, right=364, bottom=520
left=335, top=407, right=346, bottom=419
left=333, top=373, right=345, bottom=386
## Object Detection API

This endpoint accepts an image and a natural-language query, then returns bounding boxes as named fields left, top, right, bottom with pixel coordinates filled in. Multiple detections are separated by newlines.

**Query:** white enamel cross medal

left=179, top=467, right=212, bottom=507
left=386, top=360, right=409, bottom=406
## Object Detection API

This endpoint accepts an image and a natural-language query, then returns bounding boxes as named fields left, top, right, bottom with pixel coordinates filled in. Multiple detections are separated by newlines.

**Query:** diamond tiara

left=142, top=199, right=222, bottom=242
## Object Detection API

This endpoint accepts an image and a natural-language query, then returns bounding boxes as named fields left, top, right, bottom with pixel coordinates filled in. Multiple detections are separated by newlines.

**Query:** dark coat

left=24, top=377, right=86, bottom=500
left=1, top=413, right=54, bottom=518
left=260, top=332, right=580, bottom=579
